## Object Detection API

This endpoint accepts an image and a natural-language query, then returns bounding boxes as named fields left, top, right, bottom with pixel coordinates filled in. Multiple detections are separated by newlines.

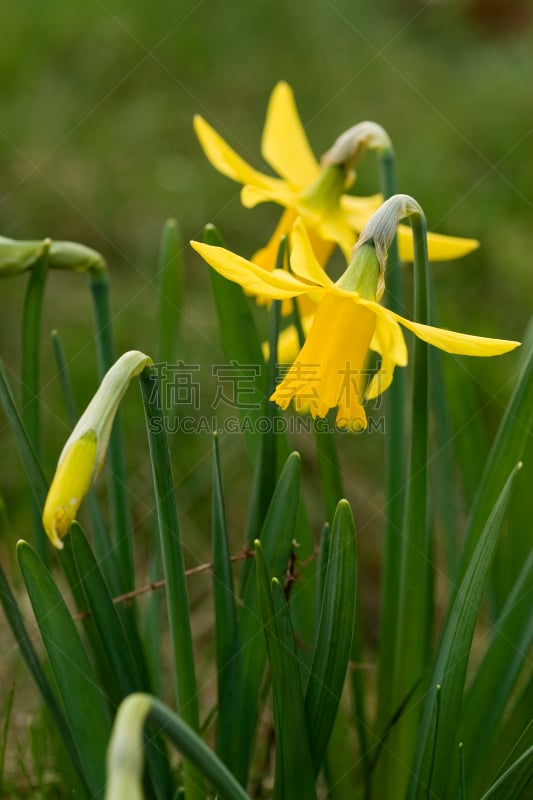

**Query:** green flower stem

left=139, top=368, right=204, bottom=800
left=90, top=268, right=134, bottom=591
left=375, top=147, right=407, bottom=735
left=386, top=210, right=431, bottom=796
left=21, top=242, right=50, bottom=563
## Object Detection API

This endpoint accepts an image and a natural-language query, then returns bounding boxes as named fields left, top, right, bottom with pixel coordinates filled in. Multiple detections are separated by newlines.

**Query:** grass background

left=0, top=0, right=531, bottom=793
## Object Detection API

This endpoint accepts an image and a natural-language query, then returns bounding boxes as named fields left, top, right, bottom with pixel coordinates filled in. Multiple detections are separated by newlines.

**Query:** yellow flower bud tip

left=42, top=431, right=98, bottom=549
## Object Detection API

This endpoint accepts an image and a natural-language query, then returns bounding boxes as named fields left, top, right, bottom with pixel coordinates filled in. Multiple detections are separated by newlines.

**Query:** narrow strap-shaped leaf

left=234, top=451, right=302, bottom=785
left=0, top=563, right=89, bottom=795
left=106, top=693, right=252, bottom=800
left=68, top=524, right=142, bottom=692
left=139, top=368, right=204, bottom=800
left=407, top=463, right=521, bottom=799
left=17, top=540, right=111, bottom=798
left=51, top=330, right=78, bottom=426
left=240, top=295, right=280, bottom=592
left=67, top=523, right=173, bottom=800
left=0, top=684, right=15, bottom=796
left=156, top=218, right=183, bottom=365
left=203, top=224, right=266, bottom=463
left=59, top=533, right=124, bottom=709
left=430, top=345, right=461, bottom=576
left=304, top=499, right=357, bottom=774
left=90, top=267, right=135, bottom=592
left=479, top=745, right=533, bottom=800
left=0, top=359, right=48, bottom=510
left=255, top=542, right=316, bottom=800
left=456, top=348, right=533, bottom=583
left=491, top=321, right=533, bottom=613
left=477, top=678, right=533, bottom=797
left=211, top=433, right=241, bottom=771
left=459, top=549, right=533, bottom=792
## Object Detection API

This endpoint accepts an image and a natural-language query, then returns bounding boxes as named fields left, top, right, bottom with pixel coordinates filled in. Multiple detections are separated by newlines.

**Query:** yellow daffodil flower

left=194, top=81, right=479, bottom=274
left=191, top=220, right=519, bottom=431
left=42, top=350, right=152, bottom=548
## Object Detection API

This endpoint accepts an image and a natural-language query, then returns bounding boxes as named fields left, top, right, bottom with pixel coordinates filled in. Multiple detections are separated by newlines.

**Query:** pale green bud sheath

left=106, top=694, right=151, bottom=800
left=42, top=350, right=152, bottom=548
left=0, top=235, right=105, bottom=277
left=322, top=120, right=394, bottom=172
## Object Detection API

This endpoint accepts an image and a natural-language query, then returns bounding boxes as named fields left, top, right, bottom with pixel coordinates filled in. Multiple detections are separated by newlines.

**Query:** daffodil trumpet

left=191, top=205, right=520, bottom=431
left=42, top=350, right=152, bottom=548
left=194, top=81, right=479, bottom=283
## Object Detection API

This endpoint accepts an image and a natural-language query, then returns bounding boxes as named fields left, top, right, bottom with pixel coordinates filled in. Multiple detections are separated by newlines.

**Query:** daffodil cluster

left=194, top=81, right=479, bottom=284
left=192, top=84, right=519, bottom=430
left=192, top=216, right=519, bottom=430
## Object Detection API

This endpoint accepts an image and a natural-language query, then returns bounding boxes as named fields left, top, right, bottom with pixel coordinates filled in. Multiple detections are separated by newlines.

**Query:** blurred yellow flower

left=42, top=351, right=152, bottom=548
left=191, top=221, right=519, bottom=430
left=194, top=82, right=479, bottom=273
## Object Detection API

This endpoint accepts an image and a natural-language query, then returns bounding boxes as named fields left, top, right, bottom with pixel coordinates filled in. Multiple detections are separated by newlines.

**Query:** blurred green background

left=0, top=0, right=531, bottom=788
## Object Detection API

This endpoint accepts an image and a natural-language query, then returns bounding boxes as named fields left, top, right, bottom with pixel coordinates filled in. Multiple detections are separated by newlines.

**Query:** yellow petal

left=392, top=312, right=521, bottom=356
left=271, top=295, right=375, bottom=429
left=191, top=241, right=316, bottom=300
left=241, top=181, right=294, bottom=209
left=264, top=314, right=314, bottom=363
left=253, top=208, right=298, bottom=270
left=340, top=193, right=383, bottom=231
left=366, top=313, right=408, bottom=399
left=42, top=431, right=97, bottom=549
left=396, top=224, right=479, bottom=262
left=361, top=301, right=409, bottom=368
left=290, top=219, right=337, bottom=288
left=317, top=215, right=356, bottom=260
left=261, top=82, right=321, bottom=187
left=193, top=115, right=285, bottom=196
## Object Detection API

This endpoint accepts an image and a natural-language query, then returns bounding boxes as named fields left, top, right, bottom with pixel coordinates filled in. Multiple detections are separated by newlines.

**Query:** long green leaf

left=156, top=218, right=183, bottom=365
left=255, top=541, right=316, bottom=800
left=407, top=463, right=521, bottom=799
left=479, top=678, right=533, bottom=797
left=304, top=499, right=357, bottom=775
left=234, top=451, right=302, bottom=785
left=459, top=549, right=533, bottom=794
left=202, top=224, right=266, bottom=463
left=66, top=524, right=172, bottom=800
left=139, top=368, right=204, bottom=800
left=0, top=359, right=48, bottom=510
left=90, top=267, right=134, bottom=592
left=0, top=563, right=88, bottom=794
left=67, top=524, right=142, bottom=692
left=479, top=746, right=533, bottom=800
left=17, top=540, right=111, bottom=798
left=456, top=347, right=533, bottom=583
left=211, top=433, right=241, bottom=771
